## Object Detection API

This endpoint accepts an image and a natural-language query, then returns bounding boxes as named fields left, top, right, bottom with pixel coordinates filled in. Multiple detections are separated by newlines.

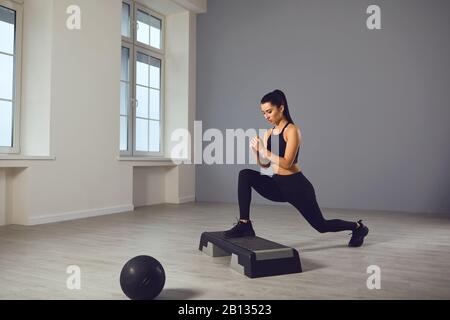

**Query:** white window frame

left=121, top=0, right=133, bottom=44
left=120, top=42, right=133, bottom=156
left=132, top=47, right=165, bottom=157
left=0, top=0, right=23, bottom=154
left=120, top=0, right=165, bottom=158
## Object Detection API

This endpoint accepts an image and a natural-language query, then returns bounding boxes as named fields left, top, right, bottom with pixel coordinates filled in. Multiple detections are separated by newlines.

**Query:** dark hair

left=260, top=89, right=294, bottom=124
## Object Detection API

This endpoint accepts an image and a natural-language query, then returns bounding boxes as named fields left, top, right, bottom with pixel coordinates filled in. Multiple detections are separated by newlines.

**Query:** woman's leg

left=274, top=173, right=357, bottom=233
left=238, top=169, right=285, bottom=220
left=292, top=194, right=357, bottom=233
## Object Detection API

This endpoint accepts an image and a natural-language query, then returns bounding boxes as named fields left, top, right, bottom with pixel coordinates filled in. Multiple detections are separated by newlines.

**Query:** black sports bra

left=267, top=122, right=299, bottom=164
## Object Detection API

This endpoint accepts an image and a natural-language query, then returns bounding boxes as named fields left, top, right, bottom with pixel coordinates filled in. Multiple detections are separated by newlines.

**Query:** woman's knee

left=239, top=169, right=258, bottom=183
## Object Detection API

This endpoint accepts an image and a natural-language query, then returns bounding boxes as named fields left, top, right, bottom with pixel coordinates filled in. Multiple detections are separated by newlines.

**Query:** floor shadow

left=299, top=241, right=377, bottom=252
left=156, top=288, right=203, bottom=300
left=300, top=244, right=350, bottom=252
left=299, top=257, right=328, bottom=272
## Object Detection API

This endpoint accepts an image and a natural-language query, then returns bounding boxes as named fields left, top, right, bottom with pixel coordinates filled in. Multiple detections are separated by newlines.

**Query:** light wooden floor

left=1, top=202, right=449, bottom=300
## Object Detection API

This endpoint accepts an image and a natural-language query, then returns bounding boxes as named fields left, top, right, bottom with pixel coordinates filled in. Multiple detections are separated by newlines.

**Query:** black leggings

left=238, top=169, right=357, bottom=233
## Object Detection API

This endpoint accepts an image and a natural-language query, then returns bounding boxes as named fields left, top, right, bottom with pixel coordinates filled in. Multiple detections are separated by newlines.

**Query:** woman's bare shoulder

left=285, top=123, right=301, bottom=135
left=284, top=123, right=302, bottom=142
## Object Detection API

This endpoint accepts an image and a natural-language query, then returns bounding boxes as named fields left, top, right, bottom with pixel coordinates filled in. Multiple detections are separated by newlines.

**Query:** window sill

left=117, top=157, right=180, bottom=167
left=0, top=156, right=56, bottom=168
left=0, top=155, right=56, bottom=161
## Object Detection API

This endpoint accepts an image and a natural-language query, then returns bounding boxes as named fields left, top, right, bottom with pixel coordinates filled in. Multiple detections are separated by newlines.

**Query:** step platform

left=199, top=231, right=302, bottom=278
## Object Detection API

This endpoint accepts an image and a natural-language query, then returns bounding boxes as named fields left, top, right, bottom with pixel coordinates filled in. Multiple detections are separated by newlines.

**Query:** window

left=0, top=0, right=22, bottom=154
left=121, top=0, right=164, bottom=157
left=136, top=9, right=162, bottom=49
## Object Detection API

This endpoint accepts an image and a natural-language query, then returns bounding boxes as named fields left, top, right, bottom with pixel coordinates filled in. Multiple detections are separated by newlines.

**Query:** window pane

left=120, top=115, right=128, bottom=151
left=137, top=10, right=162, bottom=50
left=136, top=118, right=149, bottom=151
left=0, top=53, right=14, bottom=100
left=0, top=100, right=13, bottom=147
left=136, top=52, right=149, bottom=87
left=150, top=57, right=161, bottom=89
left=137, top=10, right=150, bottom=46
left=121, top=47, right=130, bottom=81
left=121, top=2, right=131, bottom=38
left=149, top=89, right=160, bottom=120
left=136, top=85, right=149, bottom=118
left=149, top=120, right=160, bottom=152
left=0, top=6, right=15, bottom=55
left=150, top=16, right=161, bottom=49
left=120, top=82, right=129, bottom=116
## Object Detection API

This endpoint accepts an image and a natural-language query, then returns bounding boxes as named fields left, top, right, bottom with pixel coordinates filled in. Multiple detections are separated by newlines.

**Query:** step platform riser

left=199, top=232, right=302, bottom=278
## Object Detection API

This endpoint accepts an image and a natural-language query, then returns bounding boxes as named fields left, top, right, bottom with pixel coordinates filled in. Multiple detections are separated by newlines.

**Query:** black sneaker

left=348, top=220, right=369, bottom=247
left=223, top=220, right=256, bottom=238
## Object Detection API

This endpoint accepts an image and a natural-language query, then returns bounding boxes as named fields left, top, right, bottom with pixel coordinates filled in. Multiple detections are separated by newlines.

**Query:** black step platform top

left=205, top=231, right=289, bottom=251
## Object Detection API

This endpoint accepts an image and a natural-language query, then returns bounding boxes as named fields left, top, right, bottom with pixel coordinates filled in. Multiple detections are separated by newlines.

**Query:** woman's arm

left=257, top=150, right=271, bottom=168
left=261, top=126, right=301, bottom=169
left=251, top=130, right=271, bottom=168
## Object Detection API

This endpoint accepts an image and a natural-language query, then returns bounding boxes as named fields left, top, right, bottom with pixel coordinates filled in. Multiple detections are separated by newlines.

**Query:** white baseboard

left=28, top=205, right=135, bottom=226
left=178, top=195, right=195, bottom=203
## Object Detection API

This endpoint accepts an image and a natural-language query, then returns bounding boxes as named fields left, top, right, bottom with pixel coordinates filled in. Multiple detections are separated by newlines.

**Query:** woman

left=224, top=90, right=369, bottom=247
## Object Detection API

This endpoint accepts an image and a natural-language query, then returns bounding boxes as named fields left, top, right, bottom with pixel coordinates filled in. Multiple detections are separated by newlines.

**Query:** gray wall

left=196, top=0, right=450, bottom=215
